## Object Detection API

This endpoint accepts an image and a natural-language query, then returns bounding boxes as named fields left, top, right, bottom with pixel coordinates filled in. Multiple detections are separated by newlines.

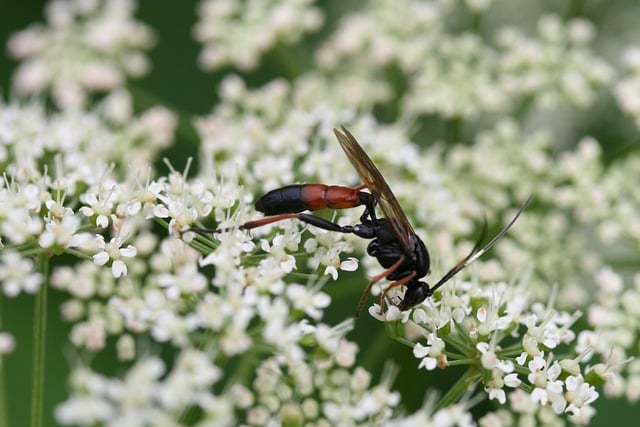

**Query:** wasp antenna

left=429, top=195, right=532, bottom=294
left=476, top=214, right=489, bottom=252
left=466, top=195, right=531, bottom=265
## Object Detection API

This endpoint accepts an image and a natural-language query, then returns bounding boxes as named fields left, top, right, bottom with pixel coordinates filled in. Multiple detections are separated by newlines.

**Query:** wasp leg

left=191, top=213, right=362, bottom=235
left=379, top=271, right=417, bottom=314
left=354, top=255, right=405, bottom=318
left=355, top=185, right=379, bottom=223
left=189, top=213, right=301, bottom=234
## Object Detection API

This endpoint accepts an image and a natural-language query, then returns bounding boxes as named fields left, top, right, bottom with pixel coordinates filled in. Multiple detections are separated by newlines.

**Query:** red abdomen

left=255, top=184, right=363, bottom=216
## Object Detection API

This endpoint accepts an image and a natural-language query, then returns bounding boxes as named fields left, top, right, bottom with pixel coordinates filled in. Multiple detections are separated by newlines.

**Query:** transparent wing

left=333, top=126, right=415, bottom=252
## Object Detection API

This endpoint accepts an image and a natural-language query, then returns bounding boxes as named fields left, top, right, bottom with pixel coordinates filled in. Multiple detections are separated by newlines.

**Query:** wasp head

left=397, top=281, right=432, bottom=311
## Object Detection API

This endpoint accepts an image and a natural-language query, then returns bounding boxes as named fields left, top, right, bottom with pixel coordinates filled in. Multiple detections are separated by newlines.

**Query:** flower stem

left=433, top=367, right=481, bottom=412
left=0, top=294, right=7, bottom=427
left=30, top=255, right=49, bottom=427
left=64, top=248, right=93, bottom=261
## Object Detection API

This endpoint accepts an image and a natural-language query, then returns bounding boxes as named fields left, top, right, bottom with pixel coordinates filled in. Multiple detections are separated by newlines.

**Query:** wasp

left=193, top=126, right=530, bottom=317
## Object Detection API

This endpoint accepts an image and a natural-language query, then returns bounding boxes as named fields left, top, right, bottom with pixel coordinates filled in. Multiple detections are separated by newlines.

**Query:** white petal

left=94, top=234, right=106, bottom=248
left=111, top=260, right=127, bottom=278
left=531, top=388, right=548, bottom=405
left=119, top=245, right=137, bottom=258
left=38, top=233, right=54, bottom=248
left=127, top=201, right=141, bottom=216
left=476, top=342, right=490, bottom=353
left=153, top=205, right=170, bottom=218
left=96, top=215, right=109, bottom=228
left=79, top=206, right=94, bottom=217
left=547, top=380, right=563, bottom=394
left=504, top=373, right=522, bottom=387
left=550, top=393, right=567, bottom=414
left=313, top=293, right=331, bottom=308
left=413, top=343, right=430, bottom=358
left=488, top=388, right=506, bottom=404
left=384, top=305, right=401, bottom=321
left=303, top=238, right=317, bottom=253
left=339, top=257, right=359, bottom=271
left=324, top=266, right=338, bottom=280
left=93, top=251, right=109, bottom=266
left=516, top=352, right=528, bottom=365
left=418, top=357, right=437, bottom=370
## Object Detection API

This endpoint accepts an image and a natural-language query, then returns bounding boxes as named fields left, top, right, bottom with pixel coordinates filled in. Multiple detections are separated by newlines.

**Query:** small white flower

left=261, top=235, right=297, bottom=274
left=0, top=332, right=16, bottom=355
left=157, top=264, right=208, bottom=299
left=528, top=357, right=564, bottom=407
left=563, top=375, right=599, bottom=416
left=159, top=199, right=199, bottom=235
left=79, top=184, right=119, bottom=229
left=38, top=214, right=84, bottom=248
left=477, top=341, right=514, bottom=373
left=324, top=256, right=358, bottom=280
left=286, top=284, right=331, bottom=320
left=413, top=334, right=446, bottom=371
left=92, top=234, right=137, bottom=278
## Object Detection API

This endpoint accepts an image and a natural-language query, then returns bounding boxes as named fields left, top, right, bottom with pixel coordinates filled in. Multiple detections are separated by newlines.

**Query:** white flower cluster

left=7, top=0, right=154, bottom=108
left=495, top=15, right=614, bottom=110
left=54, top=209, right=406, bottom=424
left=438, top=120, right=640, bottom=309
left=0, top=96, right=413, bottom=424
left=316, top=2, right=612, bottom=120
left=615, top=47, right=640, bottom=128
left=193, top=0, right=324, bottom=71
left=583, top=268, right=640, bottom=403
left=390, top=279, right=601, bottom=424
left=0, top=98, right=175, bottom=297
left=3, top=0, right=640, bottom=425
left=55, top=350, right=227, bottom=426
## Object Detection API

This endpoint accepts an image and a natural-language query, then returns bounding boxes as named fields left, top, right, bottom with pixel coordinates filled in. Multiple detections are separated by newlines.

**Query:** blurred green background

left=1, top=1, right=638, bottom=426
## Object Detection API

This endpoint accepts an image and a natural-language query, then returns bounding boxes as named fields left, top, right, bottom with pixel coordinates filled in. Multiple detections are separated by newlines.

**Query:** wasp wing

left=334, top=126, right=415, bottom=252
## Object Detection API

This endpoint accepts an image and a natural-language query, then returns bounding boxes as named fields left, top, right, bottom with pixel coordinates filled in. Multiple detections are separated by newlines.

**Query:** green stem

left=444, top=325, right=475, bottom=356
left=30, top=255, right=49, bottom=427
left=446, top=357, right=475, bottom=366
left=64, top=248, right=93, bottom=261
left=499, top=347, right=525, bottom=357
left=391, top=335, right=416, bottom=348
left=433, top=367, right=481, bottom=412
left=0, top=294, right=7, bottom=427
left=498, top=341, right=524, bottom=354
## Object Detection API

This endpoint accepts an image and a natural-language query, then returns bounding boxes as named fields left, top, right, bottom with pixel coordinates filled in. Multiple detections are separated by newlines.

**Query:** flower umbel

left=391, top=277, right=603, bottom=423
left=4, top=0, right=640, bottom=425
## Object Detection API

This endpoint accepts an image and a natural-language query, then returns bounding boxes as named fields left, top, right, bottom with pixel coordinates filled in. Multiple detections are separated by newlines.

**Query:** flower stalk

left=30, top=255, right=48, bottom=427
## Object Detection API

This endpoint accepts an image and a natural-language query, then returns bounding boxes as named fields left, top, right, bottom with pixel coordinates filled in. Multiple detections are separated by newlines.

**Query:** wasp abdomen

left=255, top=184, right=363, bottom=216
left=255, top=185, right=306, bottom=215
